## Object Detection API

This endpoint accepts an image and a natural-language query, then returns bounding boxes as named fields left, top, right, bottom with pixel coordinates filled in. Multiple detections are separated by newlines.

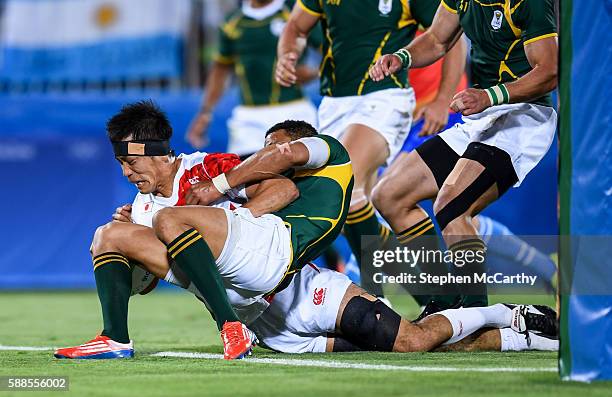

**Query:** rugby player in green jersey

left=186, top=0, right=319, bottom=156
left=54, top=108, right=558, bottom=360
left=275, top=0, right=467, bottom=300
left=370, top=0, right=558, bottom=316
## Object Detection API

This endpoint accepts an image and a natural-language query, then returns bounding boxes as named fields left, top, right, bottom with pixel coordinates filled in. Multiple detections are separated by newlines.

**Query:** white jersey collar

left=242, top=0, right=285, bottom=20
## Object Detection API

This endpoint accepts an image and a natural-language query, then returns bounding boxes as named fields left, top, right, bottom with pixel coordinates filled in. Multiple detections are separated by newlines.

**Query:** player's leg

left=340, top=123, right=392, bottom=298
left=89, top=221, right=170, bottom=344
left=55, top=221, right=173, bottom=359
left=372, top=137, right=462, bottom=311
left=433, top=142, right=519, bottom=307
left=434, top=327, right=558, bottom=352
left=151, top=206, right=241, bottom=330
left=332, top=282, right=556, bottom=352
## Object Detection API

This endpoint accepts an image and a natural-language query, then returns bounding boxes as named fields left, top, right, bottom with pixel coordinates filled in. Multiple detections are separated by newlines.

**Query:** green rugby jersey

left=298, top=0, right=440, bottom=97
left=442, top=0, right=557, bottom=106
left=272, top=135, right=353, bottom=281
left=215, top=2, right=321, bottom=106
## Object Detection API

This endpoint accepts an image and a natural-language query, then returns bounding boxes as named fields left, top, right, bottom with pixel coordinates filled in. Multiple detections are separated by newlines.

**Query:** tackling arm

left=186, top=138, right=328, bottom=205
left=242, top=177, right=300, bottom=217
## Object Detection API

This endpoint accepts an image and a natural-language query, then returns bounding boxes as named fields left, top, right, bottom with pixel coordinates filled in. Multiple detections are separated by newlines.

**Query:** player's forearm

left=435, top=35, right=467, bottom=103
left=504, top=64, right=558, bottom=104
left=243, top=177, right=300, bottom=217
left=278, top=18, right=307, bottom=59
left=225, top=145, right=303, bottom=188
left=200, top=62, right=232, bottom=113
left=405, top=30, right=449, bottom=68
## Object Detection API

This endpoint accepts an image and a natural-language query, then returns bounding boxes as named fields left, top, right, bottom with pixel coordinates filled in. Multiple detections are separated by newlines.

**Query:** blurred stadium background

left=0, top=0, right=557, bottom=290
left=0, top=0, right=610, bottom=389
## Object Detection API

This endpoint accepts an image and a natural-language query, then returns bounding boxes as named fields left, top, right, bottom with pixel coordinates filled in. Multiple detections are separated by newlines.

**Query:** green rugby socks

left=167, top=228, right=239, bottom=330
left=344, top=202, right=388, bottom=297
left=396, top=217, right=461, bottom=308
left=93, top=253, right=132, bottom=344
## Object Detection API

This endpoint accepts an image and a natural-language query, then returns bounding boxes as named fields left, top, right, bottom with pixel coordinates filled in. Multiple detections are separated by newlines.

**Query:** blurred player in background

left=370, top=0, right=558, bottom=314
left=276, top=0, right=467, bottom=301
left=186, top=0, right=320, bottom=157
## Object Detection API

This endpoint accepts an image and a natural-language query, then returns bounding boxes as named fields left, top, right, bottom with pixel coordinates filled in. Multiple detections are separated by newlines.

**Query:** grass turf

left=0, top=291, right=609, bottom=397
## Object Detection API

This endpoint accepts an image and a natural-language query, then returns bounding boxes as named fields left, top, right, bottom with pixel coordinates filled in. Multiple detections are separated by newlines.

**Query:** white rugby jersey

left=130, top=151, right=243, bottom=226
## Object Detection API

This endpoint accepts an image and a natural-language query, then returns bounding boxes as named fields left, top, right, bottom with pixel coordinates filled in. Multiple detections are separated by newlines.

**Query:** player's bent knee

left=91, top=222, right=125, bottom=257
left=151, top=207, right=181, bottom=241
left=339, top=296, right=401, bottom=352
left=372, top=178, right=418, bottom=220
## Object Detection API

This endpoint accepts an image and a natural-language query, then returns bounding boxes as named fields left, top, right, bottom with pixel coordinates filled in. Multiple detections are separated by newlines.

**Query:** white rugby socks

left=438, top=304, right=513, bottom=344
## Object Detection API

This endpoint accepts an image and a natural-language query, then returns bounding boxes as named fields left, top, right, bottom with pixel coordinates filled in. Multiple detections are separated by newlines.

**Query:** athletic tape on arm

left=295, top=137, right=330, bottom=169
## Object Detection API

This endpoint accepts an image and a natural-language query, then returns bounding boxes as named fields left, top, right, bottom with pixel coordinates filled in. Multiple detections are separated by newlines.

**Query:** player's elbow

left=287, top=181, right=300, bottom=202
left=544, top=65, right=558, bottom=92
left=535, top=62, right=558, bottom=93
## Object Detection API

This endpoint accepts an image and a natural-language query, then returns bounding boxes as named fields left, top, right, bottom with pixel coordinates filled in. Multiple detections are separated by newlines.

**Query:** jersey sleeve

left=315, top=134, right=351, bottom=166
left=214, top=20, right=238, bottom=65
left=297, top=0, right=323, bottom=17
left=203, top=152, right=242, bottom=177
left=411, top=0, right=442, bottom=28
left=514, top=0, right=558, bottom=45
left=440, top=0, right=458, bottom=14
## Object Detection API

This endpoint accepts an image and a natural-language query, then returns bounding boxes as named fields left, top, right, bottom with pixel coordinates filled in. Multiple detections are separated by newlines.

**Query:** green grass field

left=0, top=291, right=609, bottom=397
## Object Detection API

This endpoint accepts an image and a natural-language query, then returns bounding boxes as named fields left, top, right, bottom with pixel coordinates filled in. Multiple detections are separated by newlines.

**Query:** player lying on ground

left=368, top=0, right=558, bottom=316
left=55, top=108, right=558, bottom=358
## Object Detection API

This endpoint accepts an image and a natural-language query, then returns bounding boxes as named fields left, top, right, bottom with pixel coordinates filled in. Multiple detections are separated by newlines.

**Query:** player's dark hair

left=106, top=99, right=173, bottom=141
left=265, top=120, right=318, bottom=140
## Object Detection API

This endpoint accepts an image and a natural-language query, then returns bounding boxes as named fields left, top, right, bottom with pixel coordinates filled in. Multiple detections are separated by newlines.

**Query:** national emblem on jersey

left=491, top=10, right=503, bottom=30
left=378, top=0, right=392, bottom=15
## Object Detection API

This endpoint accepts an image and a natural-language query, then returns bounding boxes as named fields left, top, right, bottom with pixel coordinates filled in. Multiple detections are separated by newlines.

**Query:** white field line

left=0, top=345, right=54, bottom=351
left=152, top=351, right=557, bottom=373
left=0, top=345, right=557, bottom=373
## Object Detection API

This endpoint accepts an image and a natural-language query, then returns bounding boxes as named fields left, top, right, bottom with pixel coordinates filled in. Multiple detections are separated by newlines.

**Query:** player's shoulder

left=179, top=151, right=207, bottom=171
left=179, top=151, right=241, bottom=179
left=220, top=8, right=245, bottom=35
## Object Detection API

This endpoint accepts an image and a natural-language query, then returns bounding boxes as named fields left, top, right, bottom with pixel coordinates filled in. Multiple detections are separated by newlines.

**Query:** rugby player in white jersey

left=54, top=101, right=558, bottom=360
